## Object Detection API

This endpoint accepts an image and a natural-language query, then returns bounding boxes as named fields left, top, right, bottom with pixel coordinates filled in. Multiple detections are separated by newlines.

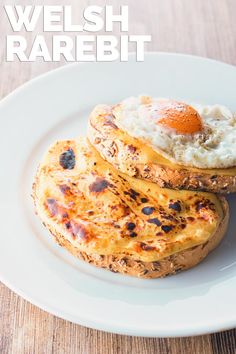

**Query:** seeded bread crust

left=88, top=105, right=236, bottom=193
left=43, top=197, right=228, bottom=278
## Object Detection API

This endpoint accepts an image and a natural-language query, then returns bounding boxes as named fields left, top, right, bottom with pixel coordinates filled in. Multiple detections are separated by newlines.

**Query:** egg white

left=113, top=96, right=236, bottom=169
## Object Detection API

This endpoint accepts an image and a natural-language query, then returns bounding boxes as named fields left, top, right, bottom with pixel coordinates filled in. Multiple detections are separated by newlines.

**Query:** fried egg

left=113, top=96, right=236, bottom=169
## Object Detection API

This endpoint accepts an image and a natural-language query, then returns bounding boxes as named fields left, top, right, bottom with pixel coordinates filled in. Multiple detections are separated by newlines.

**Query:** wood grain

left=1, top=0, right=236, bottom=353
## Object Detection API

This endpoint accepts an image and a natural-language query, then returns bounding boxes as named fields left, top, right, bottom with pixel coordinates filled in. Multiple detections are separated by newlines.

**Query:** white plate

left=0, top=53, right=236, bottom=337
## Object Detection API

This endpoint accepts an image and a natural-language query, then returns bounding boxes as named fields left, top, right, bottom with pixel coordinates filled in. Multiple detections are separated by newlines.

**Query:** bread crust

left=43, top=197, right=229, bottom=278
left=88, top=105, right=236, bottom=193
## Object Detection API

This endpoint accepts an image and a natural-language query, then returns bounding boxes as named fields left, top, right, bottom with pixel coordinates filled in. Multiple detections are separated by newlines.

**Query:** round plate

left=0, top=53, right=236, bottom=337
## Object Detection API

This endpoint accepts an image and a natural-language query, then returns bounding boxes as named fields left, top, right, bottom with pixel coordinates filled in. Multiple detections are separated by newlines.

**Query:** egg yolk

left=154, top=100, right=203, bottom=134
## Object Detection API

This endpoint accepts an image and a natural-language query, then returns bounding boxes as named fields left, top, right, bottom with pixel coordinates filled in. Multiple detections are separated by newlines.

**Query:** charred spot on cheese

left=195, top=199, right=212, bottom=212
left=142, top=206, right=155, bottom=215
left=161, top=225, right=173, bottom=233
left=89, top=178, right=110, bottom=193
left=131, top=189, right=140, bottom=199
left=46, top=198, right=58, bottom=216
left=65, top=221, right=71, bottom=229
left=187, top=216, right=195, bottom=222
left=169, top=201, right=181, bottom=212
left=46, top=198, right=69, bottom=221
left=126, top=222, right=136, bottom=231
left=147, top=218, right=162, bottom=226
left=130, top=232, right=137, bottom=237
left=140, top=242, right=156, bottom=251
left=141, top=197, right=149, bottom=203
left=127, top=144, right=137, bottom=154
left=124, top=188, right=140, bottom=200
left=161, top=214, right=176, bottom=222
left=180, top=223, right=186, bottom=229
left=69, top=220, right=88, bottom=241
left=59, top=184, right=71, bottom=195
left=59, top=148, right=75, bottom=169
left=156, top=231, right=163, bottom=236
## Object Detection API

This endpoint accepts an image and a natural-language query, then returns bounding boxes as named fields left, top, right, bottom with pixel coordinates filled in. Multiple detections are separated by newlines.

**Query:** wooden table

left=1, top=0, right=236, bottom=353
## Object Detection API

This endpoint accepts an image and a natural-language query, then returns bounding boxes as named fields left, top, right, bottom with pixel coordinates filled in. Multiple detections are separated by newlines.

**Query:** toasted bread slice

left=88, top=105, right=236, bottom=193
left=33, top=138, right=229, bottom=278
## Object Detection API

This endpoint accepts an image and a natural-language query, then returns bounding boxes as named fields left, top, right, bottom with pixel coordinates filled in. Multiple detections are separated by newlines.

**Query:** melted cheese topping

left=34, top=138, right=225, bottom=262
